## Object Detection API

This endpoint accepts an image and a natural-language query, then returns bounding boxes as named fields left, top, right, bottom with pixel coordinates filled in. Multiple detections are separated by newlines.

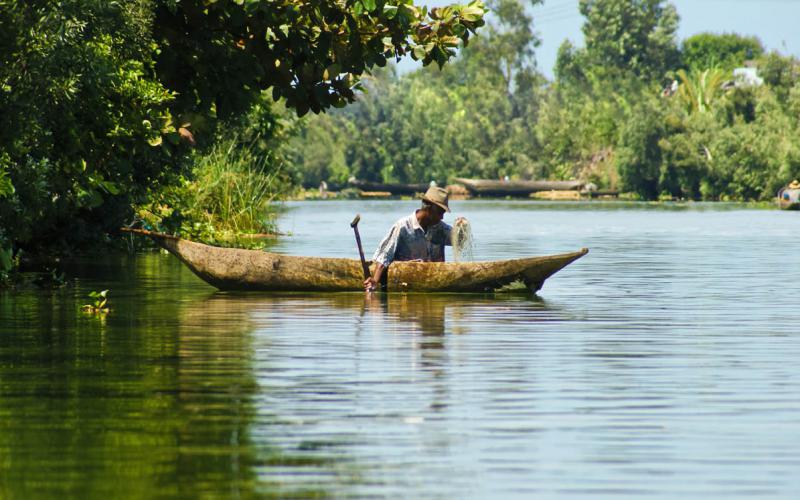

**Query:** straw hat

left=421, top=186, right=451, bottom=213
left=789, top=180, right=800, bottom=189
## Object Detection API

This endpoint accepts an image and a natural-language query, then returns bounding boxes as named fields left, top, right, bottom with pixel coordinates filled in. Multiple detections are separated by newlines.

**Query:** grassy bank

left=139, top=138, right=290, bottom=248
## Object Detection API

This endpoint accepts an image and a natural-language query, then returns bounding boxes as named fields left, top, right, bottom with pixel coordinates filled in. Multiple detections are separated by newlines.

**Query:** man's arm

left=365, top=224, right=399, bottom=291
left=364, top=263, right=385, bottom=292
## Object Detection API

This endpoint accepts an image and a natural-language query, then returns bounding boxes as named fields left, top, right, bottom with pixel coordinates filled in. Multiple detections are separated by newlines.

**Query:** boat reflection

left=199, top=290, right=549, bottom=338
left=189, top=291, right=552, bottom=426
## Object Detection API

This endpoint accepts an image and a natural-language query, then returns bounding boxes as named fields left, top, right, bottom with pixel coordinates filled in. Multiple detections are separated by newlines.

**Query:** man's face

left=430, top=205, right=445, bottom=224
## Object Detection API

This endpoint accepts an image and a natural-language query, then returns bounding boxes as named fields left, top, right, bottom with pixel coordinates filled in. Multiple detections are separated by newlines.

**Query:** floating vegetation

left=81, top=290, right=110, bottom=315
left=452, top=218, right=474, bottom=262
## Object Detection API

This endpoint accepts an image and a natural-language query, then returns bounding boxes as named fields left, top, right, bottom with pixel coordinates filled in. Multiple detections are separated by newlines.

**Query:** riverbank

left=289, top=187, right=779, bottom=207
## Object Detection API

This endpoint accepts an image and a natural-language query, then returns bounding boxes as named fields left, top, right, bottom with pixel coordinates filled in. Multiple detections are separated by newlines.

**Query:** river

left=2, top=200, right=799, bottom=498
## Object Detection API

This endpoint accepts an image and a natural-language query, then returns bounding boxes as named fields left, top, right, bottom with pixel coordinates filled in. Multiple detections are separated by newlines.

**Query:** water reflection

left=0, top=257, right=346, bottom=498
left=181, top=291, right=554, bottom=489
left=5, top=200, right=800, bottom=497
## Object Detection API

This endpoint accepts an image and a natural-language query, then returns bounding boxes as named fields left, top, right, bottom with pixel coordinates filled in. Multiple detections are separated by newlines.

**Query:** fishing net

left=452, top=219, right=474, bottom=262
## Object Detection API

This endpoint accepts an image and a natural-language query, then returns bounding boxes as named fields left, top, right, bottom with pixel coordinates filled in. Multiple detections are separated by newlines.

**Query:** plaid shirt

left=372, top=212, right=453, bottom=266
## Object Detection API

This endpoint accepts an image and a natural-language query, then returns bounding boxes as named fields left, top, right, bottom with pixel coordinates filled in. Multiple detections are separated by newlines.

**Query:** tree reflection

left=0, top=255, right=338, bottom=498
left=0, top=251, right=551, bottom=498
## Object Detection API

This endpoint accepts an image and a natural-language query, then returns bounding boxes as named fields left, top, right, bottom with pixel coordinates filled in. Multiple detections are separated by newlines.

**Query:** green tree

left=286, top=113, right=353, bottom=187
left=657, top=109, right=717, bottom=199
left=757, top=51, right=799, bottom=102
left=0, top=0, right=487, bottom=254
left=681, top=33, right=763, bottom=72
left=289, top=0, right=543, bottom=185
left=615, top=96, right=666, bottom=198
left=675, top=68, right=728, bottom=114
left=544, top=0, right=679, bottom=190
left=153, top=0, right=486, bottom=121
left=558, top=0, right=680, bottom=83
left=0, top=1, right=180, bottom=251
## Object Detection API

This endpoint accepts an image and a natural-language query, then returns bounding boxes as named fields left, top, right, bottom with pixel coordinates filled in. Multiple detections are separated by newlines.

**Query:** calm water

left=2, top=200, right=800, bottom=498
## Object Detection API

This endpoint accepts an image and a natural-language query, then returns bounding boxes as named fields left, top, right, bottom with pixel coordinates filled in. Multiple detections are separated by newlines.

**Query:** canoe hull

left=348, top=179, right=429, bottom=196
left=454, top=177, right=585, bottom=197
left=125, top=229, right=587, bottom=293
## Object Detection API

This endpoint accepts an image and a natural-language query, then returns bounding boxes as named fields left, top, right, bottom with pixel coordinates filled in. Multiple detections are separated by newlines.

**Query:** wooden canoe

left=454, top=178, right=585, bottom=197
left=347, top=179, right=430, bottom=196
left=122, top=228, right=588, bottom=293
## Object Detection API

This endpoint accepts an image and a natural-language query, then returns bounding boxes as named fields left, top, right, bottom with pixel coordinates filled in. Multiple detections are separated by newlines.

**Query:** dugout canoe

left=348, top=179, right=430, bottom=196
left=122, top=228, right=588, bottom=293
left=454, top=178, right=585, bottom=197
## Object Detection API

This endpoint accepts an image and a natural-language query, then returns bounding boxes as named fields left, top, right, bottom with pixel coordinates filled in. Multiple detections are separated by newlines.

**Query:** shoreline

left=287, top=189, right=779, bottom=207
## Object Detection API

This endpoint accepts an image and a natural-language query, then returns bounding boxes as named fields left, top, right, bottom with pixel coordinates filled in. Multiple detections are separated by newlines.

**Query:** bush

left=0, top=1, right=185, bottom=253
left=615, top=97, right=667, bottom=199
left=139, top=130, right=291, bottom=248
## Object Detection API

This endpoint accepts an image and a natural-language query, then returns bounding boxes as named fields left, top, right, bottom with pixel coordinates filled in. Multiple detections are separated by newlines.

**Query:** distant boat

left=348, top=179, right=430, bottom=196
left=777, top=180, right=800, bottom=210
left=453, top=178, right=585, bottom=197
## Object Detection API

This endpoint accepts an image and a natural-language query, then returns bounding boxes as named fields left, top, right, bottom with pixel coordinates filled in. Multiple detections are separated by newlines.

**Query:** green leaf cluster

left=681, top=33, right=763, bottom=72
left=0, top=1, right=182, bottom=252
left=0, top=0, right=485, bottom=255
left=154, top=0, right=486, bottom=117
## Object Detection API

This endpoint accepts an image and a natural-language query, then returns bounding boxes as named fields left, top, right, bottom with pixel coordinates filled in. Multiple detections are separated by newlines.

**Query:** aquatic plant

left=0, top=230, right=16, bottom=288
left=138, top=133, right=291, bottom=248
left=81, top=290, right=110, bottom=315
left=191, top=140, right=284, bottom=235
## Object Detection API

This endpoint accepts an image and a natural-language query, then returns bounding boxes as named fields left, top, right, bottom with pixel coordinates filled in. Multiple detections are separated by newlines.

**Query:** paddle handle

left=352, top=223, right=370, bottom=280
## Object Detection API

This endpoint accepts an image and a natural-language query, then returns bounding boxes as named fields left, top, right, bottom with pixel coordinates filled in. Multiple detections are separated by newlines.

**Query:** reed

left=187, top=138, right=287, bottom=243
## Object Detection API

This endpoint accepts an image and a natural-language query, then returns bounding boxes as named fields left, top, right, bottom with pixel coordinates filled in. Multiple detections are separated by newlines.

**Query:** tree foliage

left=615, top=96, right=665, bottom=199
left=557, top=0, right=680, bottom=84
left=0, top=0, right=486, bottom=254
left=675, top=68, right=728, bottom=114
left=296, top=0, right=800, bottom=202
left=154, top=0, right=486, bottom=120
left=289, top=0, right=543, bottom=185
left=0, top=1, right=180, bottom=251
left=681, top=33, right=763, bottom=72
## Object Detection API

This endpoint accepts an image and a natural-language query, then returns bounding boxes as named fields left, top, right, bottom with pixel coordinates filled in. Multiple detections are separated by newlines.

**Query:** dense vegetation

left=0, top=0, right=486, bottom=276
left=290, top=0, right=800, bottom=201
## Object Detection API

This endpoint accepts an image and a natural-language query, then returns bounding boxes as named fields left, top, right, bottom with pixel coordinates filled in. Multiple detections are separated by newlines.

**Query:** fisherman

left=364, top=186, right=466, bottom=292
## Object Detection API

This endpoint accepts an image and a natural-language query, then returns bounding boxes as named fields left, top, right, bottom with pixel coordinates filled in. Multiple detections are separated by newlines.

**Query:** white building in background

left=733, top=67, right=764, bottom=87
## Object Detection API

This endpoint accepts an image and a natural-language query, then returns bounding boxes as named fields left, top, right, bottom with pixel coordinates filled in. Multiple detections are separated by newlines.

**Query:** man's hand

left=365, top=262, right=385, bottom=292
left=364, top=276, right=379, bottom=292
left=455, top=216, right=467, bottom=226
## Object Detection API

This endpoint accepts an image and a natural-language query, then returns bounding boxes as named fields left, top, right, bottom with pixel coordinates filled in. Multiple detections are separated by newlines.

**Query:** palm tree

left=675, top=68, right=728, bottom=114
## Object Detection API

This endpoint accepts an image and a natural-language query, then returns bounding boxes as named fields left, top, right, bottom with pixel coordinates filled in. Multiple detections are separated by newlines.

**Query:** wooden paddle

left=350, top=214, right=370, bottom=280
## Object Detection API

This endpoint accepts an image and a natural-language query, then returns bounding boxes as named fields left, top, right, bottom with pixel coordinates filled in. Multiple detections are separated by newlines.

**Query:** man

left=364, top=186, right=466, bottom=291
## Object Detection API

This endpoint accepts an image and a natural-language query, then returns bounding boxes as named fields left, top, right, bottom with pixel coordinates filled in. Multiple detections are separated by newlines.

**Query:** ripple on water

left=2, top=202, right=800, bottom=497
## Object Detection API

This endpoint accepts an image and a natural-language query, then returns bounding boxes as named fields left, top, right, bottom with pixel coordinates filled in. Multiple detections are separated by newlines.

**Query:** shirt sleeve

left=372, top=224, right=400, bottom=267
